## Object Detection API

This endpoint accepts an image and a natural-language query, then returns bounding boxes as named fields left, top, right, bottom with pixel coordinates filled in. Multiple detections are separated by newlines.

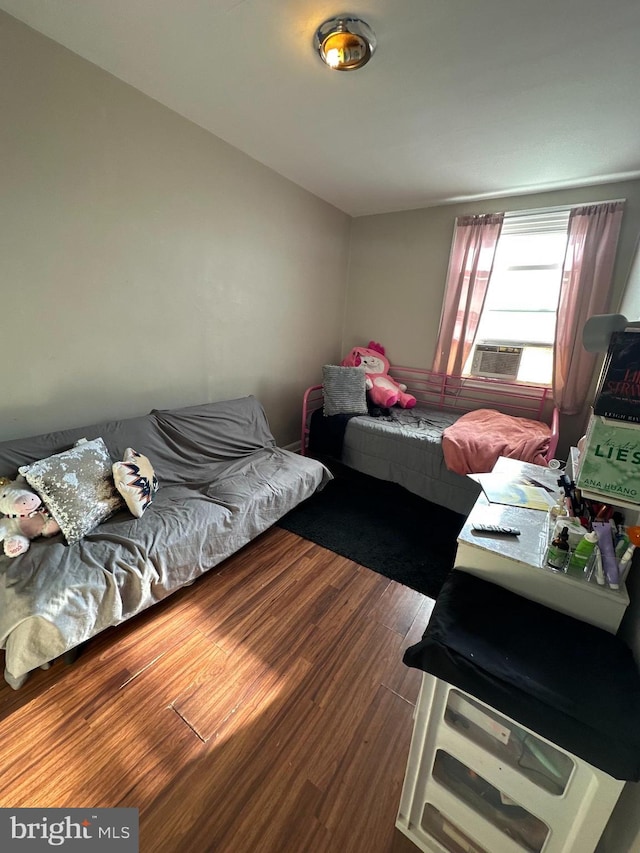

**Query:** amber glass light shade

left=314, top=17, right=376, bottom=71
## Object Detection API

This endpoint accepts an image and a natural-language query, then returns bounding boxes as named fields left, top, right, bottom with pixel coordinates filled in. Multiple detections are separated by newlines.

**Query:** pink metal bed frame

left=301, top=365, right=560, bottom=462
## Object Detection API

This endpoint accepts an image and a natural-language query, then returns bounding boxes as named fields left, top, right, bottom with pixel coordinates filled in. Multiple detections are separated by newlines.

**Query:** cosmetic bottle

left=566, top=530, right=598, bottom=578
left=546, top=526, right=570, bottom=570
left=618, top=544, right=636, bottom=583
left=615, top=533, right=630, bottom=561
left=549, top=498, right=568, bottom=522
left=593, top=521, right=620, bottom=589
left=593, top=547, right=606, bottom=585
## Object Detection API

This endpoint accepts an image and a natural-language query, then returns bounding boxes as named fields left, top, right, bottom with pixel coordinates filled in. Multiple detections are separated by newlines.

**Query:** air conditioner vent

left=470, top=344, right=523, bottom=380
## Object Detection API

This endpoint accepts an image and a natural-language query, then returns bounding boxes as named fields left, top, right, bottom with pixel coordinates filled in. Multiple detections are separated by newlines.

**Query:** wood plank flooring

left=0, top=527, right=434, bottom=852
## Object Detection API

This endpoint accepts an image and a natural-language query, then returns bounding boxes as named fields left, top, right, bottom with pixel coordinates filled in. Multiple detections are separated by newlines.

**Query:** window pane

left=457, top=209, right=567, bottom=386
left=494, top=233, right=568, bottom=268
left=518, top=347, right=553, bottom=385
left=477, top=311, right=557, bottom=345
left=469, top=217, right=566, bottom=359
left=484, top=268, right=562, bottom=312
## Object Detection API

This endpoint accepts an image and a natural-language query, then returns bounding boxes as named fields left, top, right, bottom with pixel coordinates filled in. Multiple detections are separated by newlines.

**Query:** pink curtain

left=433, top=213, right=504, bottom=376
left=553, top=202, right=625, bottom=414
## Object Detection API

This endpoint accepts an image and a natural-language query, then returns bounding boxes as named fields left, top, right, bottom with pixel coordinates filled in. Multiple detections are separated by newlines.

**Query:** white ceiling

left=2, top=0, right=640, bottom=217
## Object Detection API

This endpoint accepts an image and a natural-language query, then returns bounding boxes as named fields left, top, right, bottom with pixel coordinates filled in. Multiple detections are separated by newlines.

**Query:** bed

left=301, top=366, right=559, bottom=516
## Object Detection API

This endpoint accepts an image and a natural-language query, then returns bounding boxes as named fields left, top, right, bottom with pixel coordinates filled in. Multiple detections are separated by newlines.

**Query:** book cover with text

left=593, top=329, right=640, bottom=423
left=576, top=415, right=640, bottom=504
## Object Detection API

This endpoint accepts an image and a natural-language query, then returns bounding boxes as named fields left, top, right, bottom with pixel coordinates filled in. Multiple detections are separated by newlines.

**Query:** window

left=464, top=208, right=570, bottom=385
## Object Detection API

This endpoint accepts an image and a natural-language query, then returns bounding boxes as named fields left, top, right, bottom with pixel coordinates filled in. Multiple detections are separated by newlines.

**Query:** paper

left=471, top=473, right=556, bottom=510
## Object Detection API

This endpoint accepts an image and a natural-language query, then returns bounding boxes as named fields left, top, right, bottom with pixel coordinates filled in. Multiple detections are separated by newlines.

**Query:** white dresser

left=397, top=674, right=625, bottom=853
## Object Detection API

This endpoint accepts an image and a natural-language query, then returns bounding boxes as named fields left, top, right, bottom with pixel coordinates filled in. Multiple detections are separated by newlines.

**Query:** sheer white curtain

left=553, top=202, right=625, bottom=414
left=432, top=214, right=504, bottom=376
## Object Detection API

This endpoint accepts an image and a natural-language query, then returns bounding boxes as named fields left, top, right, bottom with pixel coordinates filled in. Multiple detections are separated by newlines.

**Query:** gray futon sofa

left=0, top=396, right=331, bottom=689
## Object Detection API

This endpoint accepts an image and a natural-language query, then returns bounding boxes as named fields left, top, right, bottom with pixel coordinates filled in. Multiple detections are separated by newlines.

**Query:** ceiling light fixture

left=314, top=15, right=376, bottom=71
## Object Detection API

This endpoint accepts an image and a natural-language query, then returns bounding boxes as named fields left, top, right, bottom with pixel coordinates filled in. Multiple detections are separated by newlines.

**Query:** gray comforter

left=0, top=397, right=331, bottom=687
left=340, top=406, right=481, bottom=515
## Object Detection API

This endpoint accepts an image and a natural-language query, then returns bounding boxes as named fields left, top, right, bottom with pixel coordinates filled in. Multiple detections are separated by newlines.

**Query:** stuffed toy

left=342, top=341, right=417, bottom=408
left=0, top=475, right=60, bottom=558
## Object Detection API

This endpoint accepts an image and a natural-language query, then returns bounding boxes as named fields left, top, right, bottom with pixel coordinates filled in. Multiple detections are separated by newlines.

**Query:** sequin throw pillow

left=112, top=447, right=158, bottom=518
left=322, top=364, right=368, bottom=416
left=20, top=437, right=124, bottom=545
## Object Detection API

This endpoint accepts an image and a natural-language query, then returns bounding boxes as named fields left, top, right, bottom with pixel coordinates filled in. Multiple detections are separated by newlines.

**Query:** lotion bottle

left=566, top=530, right=598, bottom=578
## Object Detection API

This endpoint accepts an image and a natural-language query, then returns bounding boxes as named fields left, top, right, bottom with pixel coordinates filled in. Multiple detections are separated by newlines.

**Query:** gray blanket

left=0, top=397, right=331, bottom=686
left=340, top=405, right=481, bottom=515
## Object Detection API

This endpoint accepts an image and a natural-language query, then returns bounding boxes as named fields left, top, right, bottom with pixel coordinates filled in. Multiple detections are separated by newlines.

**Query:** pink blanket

left=442, top=408, right=551, bottom=475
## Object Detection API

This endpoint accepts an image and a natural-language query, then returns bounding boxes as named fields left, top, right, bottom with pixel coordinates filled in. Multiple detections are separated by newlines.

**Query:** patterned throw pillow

left=20, top=437, right=124, bottom=545
left=322, top=365, right=368, bottom=416
left=112, top=448, right=158, bottom=518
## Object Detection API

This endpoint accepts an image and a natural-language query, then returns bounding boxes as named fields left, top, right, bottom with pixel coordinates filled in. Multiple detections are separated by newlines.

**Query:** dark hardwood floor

left=0, top=527, right=434, bottom=852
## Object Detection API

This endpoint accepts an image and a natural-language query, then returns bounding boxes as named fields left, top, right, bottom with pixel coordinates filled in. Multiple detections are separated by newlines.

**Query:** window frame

left=464, top=207, right=570, bottom=386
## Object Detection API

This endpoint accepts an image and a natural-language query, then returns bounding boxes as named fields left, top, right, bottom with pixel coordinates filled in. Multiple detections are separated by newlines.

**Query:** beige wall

left=345, top=180, right=640, bottom=456
left=4, top=5, right=640, bottom=457
left=620, top=232, right=640, bottom=321
left=0, top=11, right=350, bottom=446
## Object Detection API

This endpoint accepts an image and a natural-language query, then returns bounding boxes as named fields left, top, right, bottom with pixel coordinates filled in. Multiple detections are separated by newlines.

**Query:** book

left=593, top=329, right=640, bottom=423
left=575, top=415, right=640, bottom=505
left=470, top=472, right=556, bottom=511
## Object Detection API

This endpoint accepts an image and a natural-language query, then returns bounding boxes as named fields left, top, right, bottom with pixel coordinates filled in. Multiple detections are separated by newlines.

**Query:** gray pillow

left=20, top=437, right=124, bottom=545
left=322, top=365, right=368, bottom=416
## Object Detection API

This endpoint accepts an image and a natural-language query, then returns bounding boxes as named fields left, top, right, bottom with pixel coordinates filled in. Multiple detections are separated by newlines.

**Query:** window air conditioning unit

left=470, top=344, right=523, bottom=380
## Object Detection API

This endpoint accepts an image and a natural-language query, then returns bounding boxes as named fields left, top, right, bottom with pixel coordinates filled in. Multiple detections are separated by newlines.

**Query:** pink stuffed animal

left=342, top=341, right=417, bottom=409
left=0, top=475, right=60, bottom=557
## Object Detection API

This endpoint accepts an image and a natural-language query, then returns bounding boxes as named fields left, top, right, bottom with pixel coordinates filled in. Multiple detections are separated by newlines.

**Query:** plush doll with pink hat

left=341, top=341, right=417, bottom=409
left=0, top=475, right=60, bottom=557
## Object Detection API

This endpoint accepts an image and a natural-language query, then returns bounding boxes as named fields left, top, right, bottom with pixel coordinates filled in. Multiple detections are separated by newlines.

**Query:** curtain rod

left=505, top=199, right=626, bottom=218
